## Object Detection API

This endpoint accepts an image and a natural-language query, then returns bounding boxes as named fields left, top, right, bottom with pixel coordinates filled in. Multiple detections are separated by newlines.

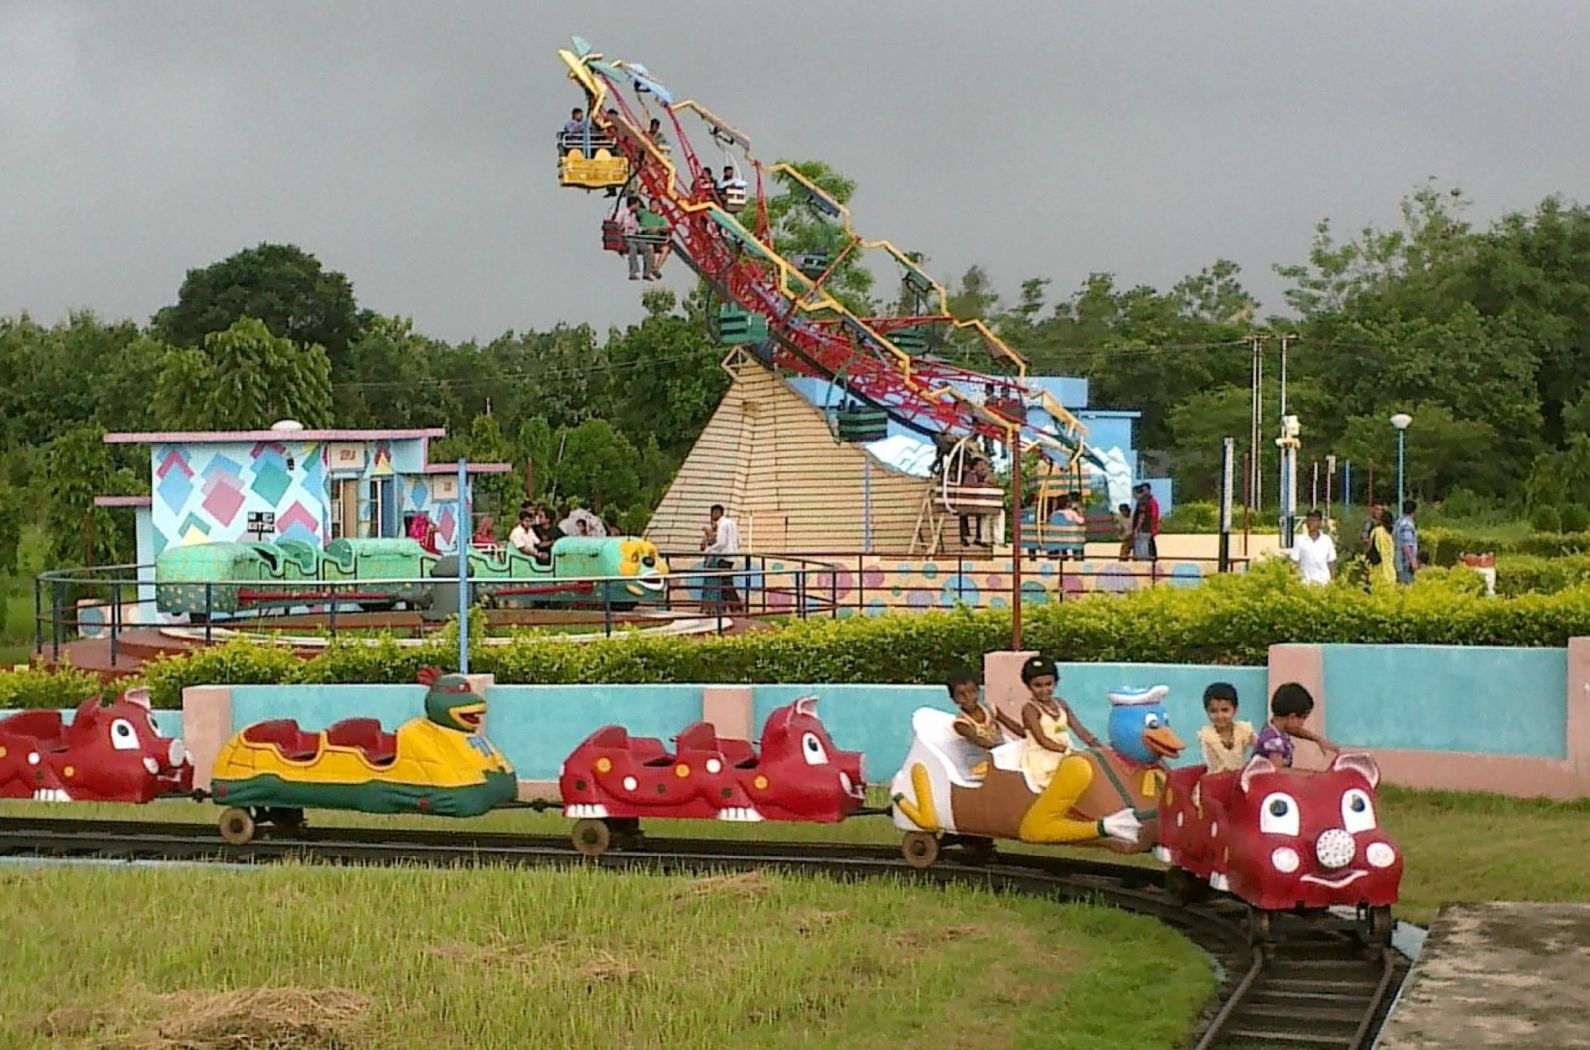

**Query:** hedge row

left=117, top=564, right=1590, bottom=708
left=8, top=564, right=1589, bottom=712
left=1420, top=527, right=1590, bottom=566
left=1493, top=554, right=1590, bottom=597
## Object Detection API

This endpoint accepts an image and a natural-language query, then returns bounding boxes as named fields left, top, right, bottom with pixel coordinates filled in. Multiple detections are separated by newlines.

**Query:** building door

left=372, top=477, right=397, bottom=538
left=331, top=479, right=361, bottom=539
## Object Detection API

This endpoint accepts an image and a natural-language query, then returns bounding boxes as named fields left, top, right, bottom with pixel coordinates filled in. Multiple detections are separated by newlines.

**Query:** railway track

left=0, top=816, right=1405, bottom=1049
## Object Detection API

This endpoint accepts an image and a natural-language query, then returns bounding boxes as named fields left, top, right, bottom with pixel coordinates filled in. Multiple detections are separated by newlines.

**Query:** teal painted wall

left=231, top=685, right=425, bottom=734
left=0, top=709, right=184, bottom=736
left=1051, top=663, right=1270, bottom=769
left=482, top=685, right=704, bottom=780
left=1321, top=645, right=1567, bottom=759
left=751, top=684, right=942, bottom=781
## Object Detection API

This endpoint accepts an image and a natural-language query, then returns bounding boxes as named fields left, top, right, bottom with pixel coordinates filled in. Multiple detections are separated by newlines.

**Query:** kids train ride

left=153, top=535, right=669, bottom=617
left=8, top=677, right=1401, bottom=942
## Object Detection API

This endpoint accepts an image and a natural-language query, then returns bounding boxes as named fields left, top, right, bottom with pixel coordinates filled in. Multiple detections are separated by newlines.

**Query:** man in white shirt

left=508, top=511, right=540, bottom=559
left=702, top=504, right=742, bottom=612
left=1289, top=508, right=1336, bottom=586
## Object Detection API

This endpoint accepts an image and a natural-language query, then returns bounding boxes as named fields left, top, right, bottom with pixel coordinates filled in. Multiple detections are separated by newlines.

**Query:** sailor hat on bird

left=1108, top=685, right=1170, bottom=706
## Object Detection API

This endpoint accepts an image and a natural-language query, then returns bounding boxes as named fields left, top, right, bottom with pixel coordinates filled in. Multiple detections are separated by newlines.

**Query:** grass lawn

left=6, top=784, right=1588, bottom=926
left=0, top=862, right=1212, bottom=1050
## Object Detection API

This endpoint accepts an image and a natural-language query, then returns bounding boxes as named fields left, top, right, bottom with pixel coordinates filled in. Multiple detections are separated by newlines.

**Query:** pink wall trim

left=1266, top=644, right=1334, bottom=771
left=104, top=428, right=445, bottom=445
left=421, top=463, right=513, bottom=475
left=181, top=685, right=232, bottom=793
left=985, top=650, right=1039, bottom=730
left=702, top=686, right=755, bottom=741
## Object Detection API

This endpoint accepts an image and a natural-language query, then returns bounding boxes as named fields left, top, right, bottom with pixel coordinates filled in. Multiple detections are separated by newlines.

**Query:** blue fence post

left=110, top=588, right=120, bottom=668
left=204, top=583, right=213, bottom=645
left=33, top=576, right=42, bottom=657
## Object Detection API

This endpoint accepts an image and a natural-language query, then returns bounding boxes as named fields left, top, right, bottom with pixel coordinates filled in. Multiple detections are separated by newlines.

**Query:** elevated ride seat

left=323, top=718, right=398, bottom=768
left=242, top=720, right=322, bottom=763
left=674, top=722, right=721, bottom=754
left=0, top=710, right=68, bottom=752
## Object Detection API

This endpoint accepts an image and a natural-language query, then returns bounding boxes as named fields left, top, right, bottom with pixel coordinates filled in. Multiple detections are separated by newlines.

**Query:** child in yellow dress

left=1004, top=655, right=1101, bottom=790
left=1195, top=681, right=1257, bottom=773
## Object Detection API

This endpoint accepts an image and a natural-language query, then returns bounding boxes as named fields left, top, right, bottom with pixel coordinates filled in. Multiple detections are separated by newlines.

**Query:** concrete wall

left=91, top=638, right=1587, bottom=804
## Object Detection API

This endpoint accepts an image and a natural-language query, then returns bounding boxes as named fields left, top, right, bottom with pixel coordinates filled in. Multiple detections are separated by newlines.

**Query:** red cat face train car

left=1158, top=752, right=1402, bottom=914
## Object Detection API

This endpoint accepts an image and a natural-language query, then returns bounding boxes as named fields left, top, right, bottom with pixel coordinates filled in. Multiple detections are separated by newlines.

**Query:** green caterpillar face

left=424, top=674, right=485, bottom=732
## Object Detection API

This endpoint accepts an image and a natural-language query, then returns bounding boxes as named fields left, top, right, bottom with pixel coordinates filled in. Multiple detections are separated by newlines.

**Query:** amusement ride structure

left=554, top=37, right=1107, bottom=550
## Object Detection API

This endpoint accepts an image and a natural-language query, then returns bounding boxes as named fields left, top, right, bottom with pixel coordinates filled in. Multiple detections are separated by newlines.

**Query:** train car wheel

left=1245, top=905, right=1273, bottom=946
left=1165, top=866, right=1202, bottom=906
left=219, top=807, right=256, bottom=846
left=901, top=831, right=939, bottom=869
left=571, top=819, right=611, bottom=857
left=1367, top=905, right=1394, bottom=947
left=959, top=836, right=996, bottom=866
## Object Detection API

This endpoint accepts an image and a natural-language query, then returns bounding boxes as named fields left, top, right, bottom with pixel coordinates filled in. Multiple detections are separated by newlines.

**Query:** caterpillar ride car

left=209, top=668, right=516, bottom=843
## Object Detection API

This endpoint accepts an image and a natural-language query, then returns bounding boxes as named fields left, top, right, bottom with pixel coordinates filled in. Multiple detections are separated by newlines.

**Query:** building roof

left=103, top=428, right=447, bottom=445
left=93, top=496, right=153, bottom=508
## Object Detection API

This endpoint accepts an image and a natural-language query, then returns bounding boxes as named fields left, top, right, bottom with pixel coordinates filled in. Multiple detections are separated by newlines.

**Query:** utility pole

left=1276, top=332, right=1300, bottom=546
left=1247, top=333, right=1269, bottom=523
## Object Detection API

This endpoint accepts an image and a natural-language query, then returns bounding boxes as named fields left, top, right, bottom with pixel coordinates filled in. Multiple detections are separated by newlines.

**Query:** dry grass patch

left=39, top=986, right=370, bottom=1050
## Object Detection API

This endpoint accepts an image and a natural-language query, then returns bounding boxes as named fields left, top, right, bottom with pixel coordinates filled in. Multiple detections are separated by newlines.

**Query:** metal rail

left=0, top=815, right=1403, bottom=1049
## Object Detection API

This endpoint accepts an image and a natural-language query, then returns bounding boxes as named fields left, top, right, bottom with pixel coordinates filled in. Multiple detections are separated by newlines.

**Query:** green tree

left=600, top=287, right=728, bottom=459
left=153, top=318, right=333, bottom=430
left=432, top=414, right=520, bottom=516
left=333, top=315, right=460, bottom=428
left=763, top=159, right=874, bottom=311
left=41, top=425, right=139, bottom=567
left=550, top=419, right=642, bottom=514
left=153, top=243, right=362, bottom=368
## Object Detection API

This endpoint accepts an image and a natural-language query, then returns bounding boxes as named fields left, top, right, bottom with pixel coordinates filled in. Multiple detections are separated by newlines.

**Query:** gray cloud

left=4, top=0, right=1588, bottom=343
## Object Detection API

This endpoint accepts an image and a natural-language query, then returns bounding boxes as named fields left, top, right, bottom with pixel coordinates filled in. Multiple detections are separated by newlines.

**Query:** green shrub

left=125, top=569, right=1590, bottom=708
left=1418, top=525, right=1590, bottom=566
left=1530, top=505, right=1563, bottom=533
left=1563, top=505, right=1590, bottom=533
left=0, top=663, right=109, bottom=710
left=1494, top=553, right=1590, bottom=597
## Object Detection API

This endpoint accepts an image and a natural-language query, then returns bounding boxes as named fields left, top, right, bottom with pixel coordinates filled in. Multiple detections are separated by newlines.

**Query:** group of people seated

left=945, top=656, right=1339, bottom=792
left=471, top=502, right=616, bottom=565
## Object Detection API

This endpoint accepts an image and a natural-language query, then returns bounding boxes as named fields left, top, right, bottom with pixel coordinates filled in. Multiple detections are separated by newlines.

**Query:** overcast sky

left=4, top=1, right=1588, bottom=343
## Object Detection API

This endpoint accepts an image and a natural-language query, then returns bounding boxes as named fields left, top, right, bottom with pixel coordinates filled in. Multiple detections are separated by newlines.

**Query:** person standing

left=1132, top=484, right=1160, bottom=561
left=1366, top=508, right=1397, bottom=590
left=1288, top=508, right=1337, bottom=585
left=616, top=196, right=646, bottom=281
left=1115, top=502, right=1135, bottom=561
left=703, top=504, right=743, bottom=613
left=1394, top=500, right=1420, bottom=585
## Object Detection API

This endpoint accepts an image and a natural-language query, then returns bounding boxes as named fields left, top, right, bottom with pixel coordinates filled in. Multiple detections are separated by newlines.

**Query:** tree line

left=5, top=174, right=1590, bottom=571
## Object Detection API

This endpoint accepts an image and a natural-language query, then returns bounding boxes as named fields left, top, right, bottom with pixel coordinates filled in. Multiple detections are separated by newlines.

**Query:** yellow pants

left=1017, top=754, right=1103, bottom=844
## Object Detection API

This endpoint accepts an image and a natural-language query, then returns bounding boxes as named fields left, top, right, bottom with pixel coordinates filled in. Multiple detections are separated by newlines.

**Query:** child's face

left=1276, top=711, right=1310, bottom=735
left=951, top=682, right=980, bottom=712
left=1026, top=675, right=1056, bottom=703
left=1205, top=698, right=1236, bottom=729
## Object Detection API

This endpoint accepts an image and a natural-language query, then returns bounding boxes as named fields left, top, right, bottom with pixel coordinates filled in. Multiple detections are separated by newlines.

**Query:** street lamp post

left=1389, top=413, right=1413, bottom=508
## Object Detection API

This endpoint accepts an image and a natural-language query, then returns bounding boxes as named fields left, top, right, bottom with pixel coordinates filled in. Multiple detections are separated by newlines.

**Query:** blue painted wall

left=1051, top=663, right=1269, bottom=768
left=0, top=709, right=184, bottom=736
left=751, top=684, right=942, bottom=781
left=482, top=685, right=704, bottom=780
left=231, top=685, right=425, bottom=734
left=1320, top=645, right=1568, bottom=759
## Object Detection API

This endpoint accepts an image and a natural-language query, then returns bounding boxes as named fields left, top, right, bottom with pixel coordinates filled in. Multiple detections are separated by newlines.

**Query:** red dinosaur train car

left=1157, top=752, right=1401, bottom=942
left=0, top=688, right=193, bottom=803
left=558, top=697, right=865, bottom=854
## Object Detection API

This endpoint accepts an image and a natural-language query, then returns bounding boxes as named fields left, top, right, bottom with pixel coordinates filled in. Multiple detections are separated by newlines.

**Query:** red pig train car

left=559, top=697, right=866, bottom=854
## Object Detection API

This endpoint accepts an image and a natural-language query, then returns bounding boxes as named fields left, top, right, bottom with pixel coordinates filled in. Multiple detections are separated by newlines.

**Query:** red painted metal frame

left=586, top=75, right=1081, bottom=454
